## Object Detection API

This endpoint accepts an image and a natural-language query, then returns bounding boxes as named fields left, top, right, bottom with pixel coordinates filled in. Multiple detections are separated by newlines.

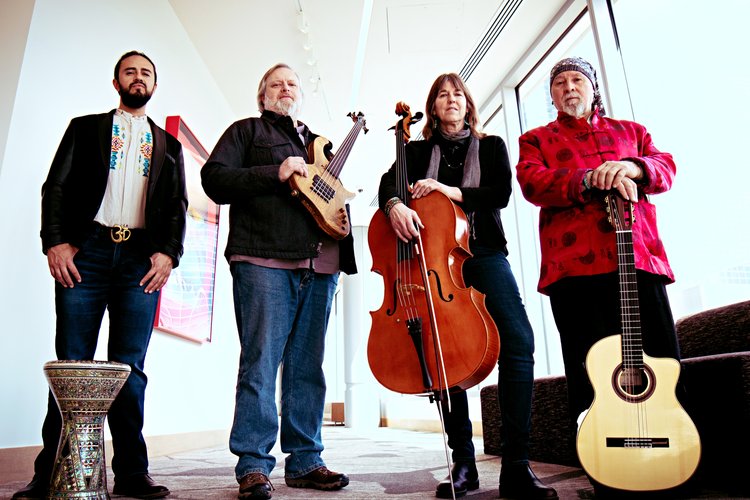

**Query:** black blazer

left=40, top=110, right=188, bottom=266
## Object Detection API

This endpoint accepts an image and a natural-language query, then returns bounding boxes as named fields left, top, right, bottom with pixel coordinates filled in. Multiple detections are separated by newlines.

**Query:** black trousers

left=547, top=271, right=681, bottom=427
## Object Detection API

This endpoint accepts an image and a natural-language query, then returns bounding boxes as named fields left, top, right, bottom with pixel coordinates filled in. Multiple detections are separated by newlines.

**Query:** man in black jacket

left=13, top=50, right=187, bottom=500
left=202, top=63, right=356, bottom=500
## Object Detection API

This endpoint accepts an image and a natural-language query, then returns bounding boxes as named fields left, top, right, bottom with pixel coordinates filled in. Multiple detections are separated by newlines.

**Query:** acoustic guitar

left=576, top=192, right=701, bottom=491
left=289, top=112, right=367, bottom=239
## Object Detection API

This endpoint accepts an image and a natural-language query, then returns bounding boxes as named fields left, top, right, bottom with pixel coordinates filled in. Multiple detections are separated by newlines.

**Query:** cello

left=367, top=102, right=500, bottom=397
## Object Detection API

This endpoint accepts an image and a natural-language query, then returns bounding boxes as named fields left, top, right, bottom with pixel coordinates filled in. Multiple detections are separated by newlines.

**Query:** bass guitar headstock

left=605, top=191, right=635, bottom=231
left=347, top=111, right=368, bottom=134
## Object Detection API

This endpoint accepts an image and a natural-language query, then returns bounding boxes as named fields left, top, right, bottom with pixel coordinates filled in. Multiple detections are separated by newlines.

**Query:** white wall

left=0, top=0, right=240, bottom=449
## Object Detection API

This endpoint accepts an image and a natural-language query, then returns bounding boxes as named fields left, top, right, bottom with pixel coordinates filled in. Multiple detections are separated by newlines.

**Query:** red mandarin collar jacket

left=516, top=110, right=676, bottom=294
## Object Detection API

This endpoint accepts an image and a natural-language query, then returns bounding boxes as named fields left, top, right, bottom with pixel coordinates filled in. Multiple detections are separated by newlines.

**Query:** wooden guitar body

left=577, top=334, right=701, bottom=491
left=577, top=192, right=701, bottom=492
left=289, top=112, right=366, bottom=240
left=289, top=135, right=355, bottom=240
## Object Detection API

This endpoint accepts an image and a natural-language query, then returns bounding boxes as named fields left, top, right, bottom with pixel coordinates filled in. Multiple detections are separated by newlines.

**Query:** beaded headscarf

left=549, top=57, right=606, bottom=116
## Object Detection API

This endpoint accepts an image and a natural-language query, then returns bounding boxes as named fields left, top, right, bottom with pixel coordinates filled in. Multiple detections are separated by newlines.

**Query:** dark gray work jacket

left=201, top=110, right=356, bottom=274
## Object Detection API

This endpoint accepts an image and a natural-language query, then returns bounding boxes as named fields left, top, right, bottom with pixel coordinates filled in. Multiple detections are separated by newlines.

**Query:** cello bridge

left=399, top=284, right=425, bottom=295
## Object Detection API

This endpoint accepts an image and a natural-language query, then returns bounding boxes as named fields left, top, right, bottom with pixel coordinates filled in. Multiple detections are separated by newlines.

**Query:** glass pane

left=518, top=14, right=598, bottom=133
left=612, top=0, right=750, bottom=315
left=507, top=12, right=599, bottom=377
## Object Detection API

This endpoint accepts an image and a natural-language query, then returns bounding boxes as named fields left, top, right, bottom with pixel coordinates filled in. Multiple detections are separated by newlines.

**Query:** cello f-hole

left=386, top=279, right=400, bottom=316
left=427, top=269, right=454, bottom=303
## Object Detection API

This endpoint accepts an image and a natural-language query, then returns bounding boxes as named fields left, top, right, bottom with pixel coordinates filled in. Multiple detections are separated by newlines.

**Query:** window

left=612, top=0, right=750, bottom=315
left=518, top=12, right=599, bottom=134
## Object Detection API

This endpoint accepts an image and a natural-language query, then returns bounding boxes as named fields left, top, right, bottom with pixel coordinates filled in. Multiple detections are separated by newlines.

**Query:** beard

left=264, top=96, right=300, bottom=118
left=119, top=81, right=153, bottom=109
left=561, top=92, right=588, bottom=118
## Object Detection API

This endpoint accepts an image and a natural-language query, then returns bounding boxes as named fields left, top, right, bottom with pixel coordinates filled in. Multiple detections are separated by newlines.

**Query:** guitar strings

left=310, top=117, right=365, bottom=202
left=616, top=223, right=649, bottom=445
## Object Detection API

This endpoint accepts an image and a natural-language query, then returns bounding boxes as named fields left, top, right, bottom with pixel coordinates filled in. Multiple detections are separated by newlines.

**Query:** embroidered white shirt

left=94, top=109, right=152, bottom=229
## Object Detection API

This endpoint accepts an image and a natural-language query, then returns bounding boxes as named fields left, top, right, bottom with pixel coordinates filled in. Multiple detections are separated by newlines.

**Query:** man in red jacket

left=515, top=56, right=682, bottom=493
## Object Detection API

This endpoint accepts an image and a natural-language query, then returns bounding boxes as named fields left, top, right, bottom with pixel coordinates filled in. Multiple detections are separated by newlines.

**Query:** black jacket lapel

left=148, top=117, right=166, bottom=202
left=98, top=110, right=116, bottom=169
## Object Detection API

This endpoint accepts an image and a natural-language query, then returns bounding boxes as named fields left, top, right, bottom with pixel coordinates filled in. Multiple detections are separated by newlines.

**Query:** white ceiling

left=169, top=0, right=573, bottom=217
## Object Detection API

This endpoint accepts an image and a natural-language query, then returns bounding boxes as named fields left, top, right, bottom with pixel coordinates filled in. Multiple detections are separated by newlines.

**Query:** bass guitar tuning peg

left=347, top=111, right=368, bottom=133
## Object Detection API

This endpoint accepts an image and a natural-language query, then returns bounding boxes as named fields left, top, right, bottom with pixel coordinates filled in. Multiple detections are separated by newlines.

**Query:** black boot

left=435, top=461, right=479, bottom=498
left=499, top=463, right=558, bottom=499
left=11, top=477, right=49, bottom=500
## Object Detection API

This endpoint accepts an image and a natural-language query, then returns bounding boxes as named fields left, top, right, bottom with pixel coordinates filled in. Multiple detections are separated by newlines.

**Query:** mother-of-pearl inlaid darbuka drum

left=44, top=360, right=131, bottom=500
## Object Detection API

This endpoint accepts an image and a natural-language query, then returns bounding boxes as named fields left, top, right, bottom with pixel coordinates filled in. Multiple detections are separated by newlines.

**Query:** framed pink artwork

left=154, top=116, right=220, bottom=343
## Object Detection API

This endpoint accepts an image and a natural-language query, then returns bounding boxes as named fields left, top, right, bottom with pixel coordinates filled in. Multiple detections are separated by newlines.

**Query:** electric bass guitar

left=289, top=112, right=367, bottom=240
left=576, top=192, right=701, bottom=492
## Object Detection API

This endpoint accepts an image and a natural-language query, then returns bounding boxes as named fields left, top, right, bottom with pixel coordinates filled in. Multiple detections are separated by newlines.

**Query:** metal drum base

left=44, top=360, right=131, bottom=500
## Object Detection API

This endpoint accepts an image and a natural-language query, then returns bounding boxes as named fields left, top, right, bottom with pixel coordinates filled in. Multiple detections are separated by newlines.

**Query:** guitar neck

left=326, top=119, right=365, bottom=178
left=616, top=224, right=644, bottom=368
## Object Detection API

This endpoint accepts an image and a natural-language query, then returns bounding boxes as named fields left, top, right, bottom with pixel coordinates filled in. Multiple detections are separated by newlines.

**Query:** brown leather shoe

left=112, top=473, right=170, bottom=499
left=239, top=472, right=273, bottom=499
left=285, top=466, right=349, bottom=490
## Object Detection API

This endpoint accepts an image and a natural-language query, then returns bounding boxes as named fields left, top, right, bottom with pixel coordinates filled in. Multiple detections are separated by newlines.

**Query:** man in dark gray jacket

left=201, top=63, right=356, bottom=500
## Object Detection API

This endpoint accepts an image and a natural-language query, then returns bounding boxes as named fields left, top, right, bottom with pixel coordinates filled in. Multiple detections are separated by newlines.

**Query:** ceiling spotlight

left=297, top=12, right=309, bottom=33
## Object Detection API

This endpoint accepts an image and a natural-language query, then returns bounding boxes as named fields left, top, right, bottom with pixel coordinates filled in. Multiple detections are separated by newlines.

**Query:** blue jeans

left=442, top=247, right=535, bottom=464
left=33, top=226, right=159, bottom=482
left=229, top=262, right=338, bottom=480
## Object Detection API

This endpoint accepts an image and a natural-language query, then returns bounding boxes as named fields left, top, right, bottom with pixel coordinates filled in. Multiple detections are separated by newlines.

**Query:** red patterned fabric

left=516, top=110, right=676, bottom=294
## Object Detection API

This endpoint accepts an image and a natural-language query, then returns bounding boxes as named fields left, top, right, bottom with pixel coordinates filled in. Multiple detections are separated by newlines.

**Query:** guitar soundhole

left=612, top=364, right=656, bottom=402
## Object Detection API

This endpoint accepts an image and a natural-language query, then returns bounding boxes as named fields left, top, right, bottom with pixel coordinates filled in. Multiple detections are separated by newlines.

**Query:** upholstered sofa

left=480, top=300, right=750, bottom=492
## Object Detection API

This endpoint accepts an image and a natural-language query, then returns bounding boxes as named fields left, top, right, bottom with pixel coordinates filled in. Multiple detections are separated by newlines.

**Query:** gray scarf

left=425, top=127, right=480, bottom=237
left=426, top=128, right=480, bottom=188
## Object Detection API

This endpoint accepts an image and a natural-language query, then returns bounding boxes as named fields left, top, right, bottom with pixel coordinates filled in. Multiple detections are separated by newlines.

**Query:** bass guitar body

left=290, top=136, right=355, bottom=240
left=290, top=112, right=366, bottom=240
left=577, top=334, right=701, bottom=491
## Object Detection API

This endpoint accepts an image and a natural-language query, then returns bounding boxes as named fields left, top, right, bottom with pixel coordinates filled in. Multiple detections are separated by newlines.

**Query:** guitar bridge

left=606, top=437, right=669, bottom=448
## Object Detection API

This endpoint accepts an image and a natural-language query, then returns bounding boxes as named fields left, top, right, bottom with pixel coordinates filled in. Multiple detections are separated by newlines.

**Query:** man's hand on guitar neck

left=586, top=160, right=642, bottom=202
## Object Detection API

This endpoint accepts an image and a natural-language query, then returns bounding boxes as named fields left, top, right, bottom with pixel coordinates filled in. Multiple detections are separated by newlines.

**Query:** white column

left=341, top=225, right=381, bottom=428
